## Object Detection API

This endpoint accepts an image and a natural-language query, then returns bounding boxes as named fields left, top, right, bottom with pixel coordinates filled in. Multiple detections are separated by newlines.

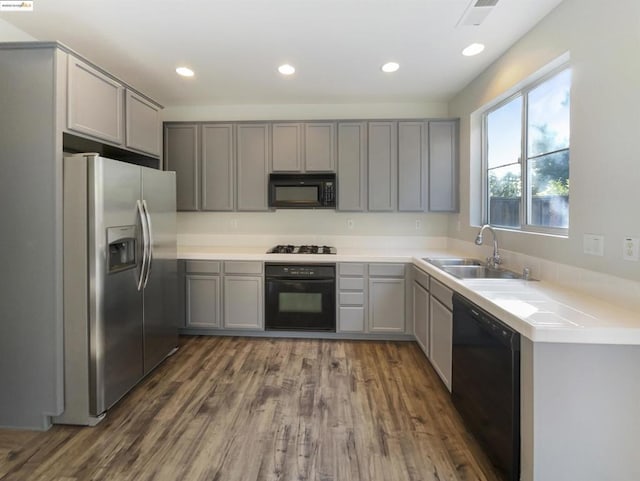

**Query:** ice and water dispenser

left=107, top=226, right=136, bottom=273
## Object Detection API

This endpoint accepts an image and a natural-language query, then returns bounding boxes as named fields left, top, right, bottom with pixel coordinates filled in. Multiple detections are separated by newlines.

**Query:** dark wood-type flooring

left=0, top=337, right=503, bottom=481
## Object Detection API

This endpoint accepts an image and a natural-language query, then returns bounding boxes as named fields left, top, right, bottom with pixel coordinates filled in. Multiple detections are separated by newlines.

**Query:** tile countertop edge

left=178, top=246, right=640, bottom=346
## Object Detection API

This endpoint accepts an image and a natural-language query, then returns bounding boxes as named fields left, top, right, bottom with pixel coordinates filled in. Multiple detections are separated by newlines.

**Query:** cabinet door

left=186, top=275, right=221, bottom=328
left=413, top=281, right=429, bottom=355
left=272, top=123, right=302, bottom=171
left=67, top=56, right=124, bottom=144
left=224, top=276, right=264, bottom=329
left=430, top=297, right=453, bottom=391
left=368, top=277, right=405, bottom=333
left=125, top=90, right=161, bottom=156
left=305, top=122, right=336, bottom=172
left=398, top=121, right=427, bottom=211
left=428, top=120, right=458, bottom=212
left=202, top=124, right=234, bottom=211
left=368, top=121, right=397, bottom=211
left=237, top=124, right=269, bottom=211
left=164, top=124, right=199, bottom=211
left=337, top=122, right=367, bottom=211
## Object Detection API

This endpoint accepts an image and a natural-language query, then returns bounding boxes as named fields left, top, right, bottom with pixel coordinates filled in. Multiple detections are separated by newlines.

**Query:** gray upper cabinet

left=428, top=120, right=459, bottom=212
left=304, top=122, right=336, bottom=172
left=164, top=124, right=199, bottom=211
left=237, top=123, right=270, bottom=211
left=125, top=90, right=161, bottom=157
left=272, top=123, right=302, bottom=171
left=67, top=56, right=124, bottom=145
left=337, top=122, right=367, bottom=211
left=398, top=121, right=428, bottom=212
left=368, top=121, right=398, bottom=211
left=202, top=124, right=234, bottom=211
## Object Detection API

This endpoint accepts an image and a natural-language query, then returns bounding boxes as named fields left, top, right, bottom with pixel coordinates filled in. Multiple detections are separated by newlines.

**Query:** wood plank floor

left=0, top=337, right=503, bottom=481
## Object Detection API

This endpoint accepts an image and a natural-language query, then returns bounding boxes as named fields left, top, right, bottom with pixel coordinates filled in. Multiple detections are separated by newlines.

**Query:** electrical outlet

left=583, top=234, right=604, bottom=256
left=623, top=237, right=639, bottom=261
left=415, top=219, right=422, bottom=231
left=347, top=219, right=354, bottom=230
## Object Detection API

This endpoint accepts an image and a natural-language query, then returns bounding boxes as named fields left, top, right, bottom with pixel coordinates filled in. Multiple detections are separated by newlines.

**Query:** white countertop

left=178, top=245, right=640, bottom=346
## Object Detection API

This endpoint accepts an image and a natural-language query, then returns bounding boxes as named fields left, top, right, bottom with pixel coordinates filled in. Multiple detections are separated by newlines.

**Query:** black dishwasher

left=452, top=294, right=520, bottom=481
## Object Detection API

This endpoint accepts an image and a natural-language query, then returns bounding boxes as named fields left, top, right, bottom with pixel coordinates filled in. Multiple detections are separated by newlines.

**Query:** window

left=483, top=66, right=571, bottom=233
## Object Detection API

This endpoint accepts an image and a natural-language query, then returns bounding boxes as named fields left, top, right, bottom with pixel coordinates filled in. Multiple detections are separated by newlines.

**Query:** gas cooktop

left=267, top=245, right=337, bottom=255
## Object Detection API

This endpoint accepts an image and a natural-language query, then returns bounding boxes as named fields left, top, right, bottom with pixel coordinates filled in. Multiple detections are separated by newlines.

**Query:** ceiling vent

left=456, top=0, right=499, bottom=27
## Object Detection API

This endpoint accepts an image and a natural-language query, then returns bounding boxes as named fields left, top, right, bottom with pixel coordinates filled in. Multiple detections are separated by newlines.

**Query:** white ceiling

left=0, top=0, right=564, bottom=107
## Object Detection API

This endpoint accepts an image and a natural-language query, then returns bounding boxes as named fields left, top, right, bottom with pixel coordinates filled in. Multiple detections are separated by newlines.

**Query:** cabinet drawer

left=224, top=261, right=263, bottom=275
left=339, top=292, right=364, bottom=306
left=338, top=263, right=366, bottom=276
left=185, top=260, right=221, bottom=274
left=430, top=278, right=453, bottom=310
left=413, top=266, right=430, bottom=290
left=339, top=307, right=365, bottom=332
left=369, top=263, right=405, bottom=277
left=339, top=277, right=365, bottom=291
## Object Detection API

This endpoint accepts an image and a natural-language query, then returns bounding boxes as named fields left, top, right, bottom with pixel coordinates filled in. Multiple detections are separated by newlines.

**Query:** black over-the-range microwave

left=268, top=173, right=336, bottom=209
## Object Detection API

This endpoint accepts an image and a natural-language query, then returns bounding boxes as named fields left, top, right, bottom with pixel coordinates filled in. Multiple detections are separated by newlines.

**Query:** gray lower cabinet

left=398, top=121, right=428, bottom=211
left=337, top=122, right=367, bottom=211
left=186, top=275, right=221, bottom=328
left=429, top=120, right=459, bottom=212
left=67, top=55, right=124, bottom=145
left=305, top=122, right=336, bottom=172
left=184, top=261, right=222, bottom=328
left=164, top=124, right=199, bottom=211
left=368, top=263, right=406, bottom=333
left=412, top=266, right=430, bottom=354
left=125, top=90, right=161, bottom=157
left=237, top=124, right=270, bottom=211
left=429, top=278, right=453, bottom=391
left=202, top=124, right=234, bottom=211
left=368, top=121, right=398, bottom=211
left=223, top=261, right=264, bottom=330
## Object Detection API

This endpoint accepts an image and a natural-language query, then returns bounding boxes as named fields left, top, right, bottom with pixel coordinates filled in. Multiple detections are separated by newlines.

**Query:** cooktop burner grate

left=267, top=245, right=337, bottom=255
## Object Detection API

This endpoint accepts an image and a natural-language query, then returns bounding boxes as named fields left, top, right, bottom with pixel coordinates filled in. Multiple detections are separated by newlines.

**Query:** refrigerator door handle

left=141, top=200, right=154, bottom=289
left=136, top=200, right=150, bottom=291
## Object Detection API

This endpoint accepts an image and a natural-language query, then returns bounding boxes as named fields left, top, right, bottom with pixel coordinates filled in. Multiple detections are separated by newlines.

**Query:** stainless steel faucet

left=475, top=225, right=502, bottom=268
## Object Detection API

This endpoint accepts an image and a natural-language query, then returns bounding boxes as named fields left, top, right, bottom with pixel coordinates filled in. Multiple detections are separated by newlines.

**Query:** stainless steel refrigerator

left=55, top=153, right=178, bottom=426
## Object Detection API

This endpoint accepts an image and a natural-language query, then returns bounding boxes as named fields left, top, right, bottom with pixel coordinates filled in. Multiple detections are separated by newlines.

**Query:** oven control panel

left=265, top=263, right=336, bottom=279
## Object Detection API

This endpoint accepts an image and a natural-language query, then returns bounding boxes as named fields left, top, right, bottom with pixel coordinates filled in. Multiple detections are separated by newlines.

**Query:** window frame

left=481, top=63, right=571, bottom=237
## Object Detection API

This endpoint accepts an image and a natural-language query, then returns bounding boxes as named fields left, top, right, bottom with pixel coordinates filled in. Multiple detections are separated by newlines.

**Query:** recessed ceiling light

left=381, top=62, right=400, bottom=73
left=278, top=64, right=295, bottom=75
left=462, top=43, right=485, bottom=57
left=176, top=67, right=194, bottom=77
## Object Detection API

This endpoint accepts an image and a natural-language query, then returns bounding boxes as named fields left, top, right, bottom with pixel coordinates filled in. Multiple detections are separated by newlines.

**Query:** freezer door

left=90, top=157, right=144, bottom=415
left=141, top=167, right=178, bottom=374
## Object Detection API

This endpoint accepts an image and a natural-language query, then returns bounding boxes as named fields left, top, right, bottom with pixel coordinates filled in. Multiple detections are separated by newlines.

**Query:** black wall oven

left=265, top=263, right=336, bottom=331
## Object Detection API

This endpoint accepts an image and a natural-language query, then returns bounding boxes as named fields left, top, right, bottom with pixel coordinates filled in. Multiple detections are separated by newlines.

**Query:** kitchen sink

left=424, top=257, right=523, bottom=280
left=423, top=257, right=484, bottom=268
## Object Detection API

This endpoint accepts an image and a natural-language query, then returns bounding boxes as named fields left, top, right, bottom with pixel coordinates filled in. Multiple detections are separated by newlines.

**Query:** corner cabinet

left=164, top=124, right=200, bottom=211
left=412, top=266, right=430, bottom=355
left=429, top=277, right=453, bottom=391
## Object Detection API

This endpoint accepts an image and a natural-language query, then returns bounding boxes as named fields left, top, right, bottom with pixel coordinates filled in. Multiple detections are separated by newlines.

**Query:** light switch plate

left=584, top=234, right=604, bottom=256
left=623, top=237, right=639, bottom=261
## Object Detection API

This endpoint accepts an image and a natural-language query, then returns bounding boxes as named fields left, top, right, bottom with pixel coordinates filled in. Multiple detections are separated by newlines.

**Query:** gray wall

left=448, top=0, right=640, bottom=282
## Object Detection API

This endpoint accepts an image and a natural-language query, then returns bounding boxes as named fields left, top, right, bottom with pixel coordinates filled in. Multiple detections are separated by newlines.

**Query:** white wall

left=0, top=17, right=35, bottom=41
left=448, top=0, right=640, bottom=282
